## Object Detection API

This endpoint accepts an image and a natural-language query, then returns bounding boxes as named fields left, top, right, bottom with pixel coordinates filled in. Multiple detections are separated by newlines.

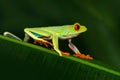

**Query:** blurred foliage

left=0, top=0, right=120, bottom=69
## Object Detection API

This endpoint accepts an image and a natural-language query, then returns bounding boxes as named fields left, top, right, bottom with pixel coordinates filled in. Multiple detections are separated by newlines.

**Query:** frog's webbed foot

left=68, top=39, right=93, bottom=60
left=74, top=53, right=93, bottom=60
left=61, top=51, right=70, bottom=56
left=34, top=40, right=53, bottom=47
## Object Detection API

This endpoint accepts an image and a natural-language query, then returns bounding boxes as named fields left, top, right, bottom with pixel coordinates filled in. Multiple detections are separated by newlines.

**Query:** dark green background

left=0, top=0, right=120, bottom=69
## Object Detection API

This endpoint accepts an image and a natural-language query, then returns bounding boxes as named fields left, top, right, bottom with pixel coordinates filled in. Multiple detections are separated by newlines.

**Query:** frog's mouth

left=60, top=33, right=80, bottom=40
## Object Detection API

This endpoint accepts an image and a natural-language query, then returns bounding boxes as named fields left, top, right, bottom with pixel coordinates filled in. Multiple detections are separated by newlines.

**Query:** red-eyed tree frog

left=3, top=23, right=93, bottom=60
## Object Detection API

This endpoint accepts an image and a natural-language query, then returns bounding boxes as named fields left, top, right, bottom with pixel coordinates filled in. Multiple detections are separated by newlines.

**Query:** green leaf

left=0, top=35, right=120, bottom=80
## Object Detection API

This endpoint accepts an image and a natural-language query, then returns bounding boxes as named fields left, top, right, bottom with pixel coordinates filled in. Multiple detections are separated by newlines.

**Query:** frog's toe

left=85, top=54, right=93, bottom=60
left=74, top=53, right=93, bottom=60
left=61, top=51, right=70, bottom=56
left=33, top=40, right=53, bottom=47
left=74, top=53, right=85, bottom=58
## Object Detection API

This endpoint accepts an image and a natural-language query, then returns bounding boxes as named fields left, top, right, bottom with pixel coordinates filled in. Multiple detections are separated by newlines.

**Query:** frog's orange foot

left=61, top=51, right=70, bottom=56
left=74, top=53, right=93, bottom=60
left=34, top=40, right=53, bottom=47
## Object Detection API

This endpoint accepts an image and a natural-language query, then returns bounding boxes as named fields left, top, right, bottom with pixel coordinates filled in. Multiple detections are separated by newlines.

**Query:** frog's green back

left=31, top=23, right=87, bottom=36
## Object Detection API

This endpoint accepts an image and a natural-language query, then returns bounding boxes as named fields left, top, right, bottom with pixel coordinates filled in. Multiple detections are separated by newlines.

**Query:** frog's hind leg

left=24, top=29, right=53, bottom=47
left=34, top=39, right=53, bottom=47
left=3, top=32, right=22, bottom=41
left=24, top=33, right=30, bottom=42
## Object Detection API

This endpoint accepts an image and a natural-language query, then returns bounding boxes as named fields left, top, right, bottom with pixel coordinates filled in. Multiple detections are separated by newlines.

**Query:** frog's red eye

left=74, top=24, right=80, bottom=31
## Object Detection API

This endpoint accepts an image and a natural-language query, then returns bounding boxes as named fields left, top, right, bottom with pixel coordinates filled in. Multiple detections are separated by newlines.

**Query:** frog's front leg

left=68, top=39, right=80, bottom=54
left=68, top=39, right=93, bottom=60
left=52, top=35, right=70, bottom=56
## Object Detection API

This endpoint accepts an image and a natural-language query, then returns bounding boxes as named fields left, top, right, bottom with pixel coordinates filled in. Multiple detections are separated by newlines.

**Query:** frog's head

left=61, top=23, right=87, bottom=39
left=69, top=23, right=87, bottom=35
